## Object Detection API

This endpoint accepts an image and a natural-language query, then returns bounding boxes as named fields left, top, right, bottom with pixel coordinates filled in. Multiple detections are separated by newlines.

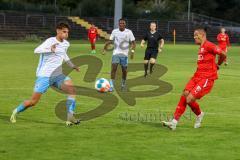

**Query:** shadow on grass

left=140, top=121, right=163, bottom=128
left=0, top=113, right=63, bottom=126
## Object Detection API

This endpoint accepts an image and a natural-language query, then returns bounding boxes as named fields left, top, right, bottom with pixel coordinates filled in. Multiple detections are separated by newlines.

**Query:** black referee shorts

left=144, top=48, right=158, bottom=60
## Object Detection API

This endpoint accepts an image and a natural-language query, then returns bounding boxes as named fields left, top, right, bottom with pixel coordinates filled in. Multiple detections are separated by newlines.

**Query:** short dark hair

left=56, top=22, right=70, bottom=30
left=119, top=18, right=126, bottom=22
left=194, top=28, right=207, bottom=37
left=194, top=27, right=207, bottom=33
left=150, top=21, right=157, bottom=25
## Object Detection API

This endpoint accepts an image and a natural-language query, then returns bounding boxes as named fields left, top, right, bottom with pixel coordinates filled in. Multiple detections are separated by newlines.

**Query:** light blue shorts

left=112, top=54, right=128, bottom=67
left=34, top=74, right=71, bottom=94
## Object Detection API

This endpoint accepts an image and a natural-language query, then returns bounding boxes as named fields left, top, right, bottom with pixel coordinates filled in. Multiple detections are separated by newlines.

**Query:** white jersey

left=34, top=37, right=74, bottom=77
left=110, top=28, right=135, bottom=56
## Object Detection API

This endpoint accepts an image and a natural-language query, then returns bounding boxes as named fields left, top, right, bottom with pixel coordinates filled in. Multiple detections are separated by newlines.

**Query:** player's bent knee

left=186, top=95, right=196, bottom=104
left=63, top=85, right=76, bottom=95
left=182, top=90, right=190, bottom=97
left=150, top=58, right=156, bottom=64
left=121, top=66, right=127, bottom=71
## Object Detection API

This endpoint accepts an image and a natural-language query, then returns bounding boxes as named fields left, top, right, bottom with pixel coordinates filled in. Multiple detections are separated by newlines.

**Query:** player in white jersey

left=10, top=22, right=80, bottom=126
left=103, top=18, right=136, bottom=91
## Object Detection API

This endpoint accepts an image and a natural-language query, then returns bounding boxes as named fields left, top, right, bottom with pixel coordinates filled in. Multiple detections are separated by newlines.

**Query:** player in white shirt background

left=103, top=18, right=136, bottom=92
left=10, top=22, right=81, bottom=126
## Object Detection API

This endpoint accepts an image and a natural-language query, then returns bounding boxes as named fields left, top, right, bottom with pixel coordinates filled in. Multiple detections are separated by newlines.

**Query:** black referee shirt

left=143, top=31, right=163, bottom=49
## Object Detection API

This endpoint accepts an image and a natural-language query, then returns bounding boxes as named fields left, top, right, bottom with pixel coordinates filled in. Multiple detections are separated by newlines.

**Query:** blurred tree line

left=0, top=0, right=240, bottom=22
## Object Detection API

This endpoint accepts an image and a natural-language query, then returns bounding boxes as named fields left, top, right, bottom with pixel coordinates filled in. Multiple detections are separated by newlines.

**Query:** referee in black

left=141, top=22, right=164, bottom=77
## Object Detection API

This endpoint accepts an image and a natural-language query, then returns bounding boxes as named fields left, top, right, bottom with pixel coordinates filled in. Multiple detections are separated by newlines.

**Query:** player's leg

left=187, top=79, right=214, bottom=128
left=149, top=49, right=158, bottom=74
left=10, top=77, right=49, bottom=123
left=162, top=77, right=196, bottom=130
left=121, top=65, right=127, bottom=91
left=165, top=92, right=203, bottom=130
left=120, top=56, right=128, bottom=90
left=90, top=38, right=96, bottom=54
left=149, top=58, right=156, bottom=74
left=60, top=78, right=80, bottom=126
left=187, top=79, right=214, bottom=114
left=10, top=92, right=42, bottom=123
left=109, top=55, right=119, bottom=92
left=89, top=38, right=93, bottom=53
left=173, top=90, right=189, bottom=121
left=162, top=90, right=189, bottom=130
left=61, top=79, right=76, bottom=114
left=144, top=49, right=150, bottom=77
left=110, top=63, right=118, bottom=91
left=144, top=60, right=149, bottom=77
left=171, top=77, right=197, bottom=123
left=186, top=93, right=201, bottom=116
left=186, top=93, right=204, bottom=128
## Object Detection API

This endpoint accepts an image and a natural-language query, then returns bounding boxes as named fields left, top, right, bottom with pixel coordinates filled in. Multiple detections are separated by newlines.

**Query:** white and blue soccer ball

left=95, top=78, right=110, bottom=92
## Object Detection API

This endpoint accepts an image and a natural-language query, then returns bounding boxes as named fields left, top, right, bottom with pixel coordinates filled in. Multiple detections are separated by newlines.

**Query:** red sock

left=173, top=96, right=187, bottom=121
left=91, top=43, right=95, bottom=50
left=188, top=101, right=201, bottom=116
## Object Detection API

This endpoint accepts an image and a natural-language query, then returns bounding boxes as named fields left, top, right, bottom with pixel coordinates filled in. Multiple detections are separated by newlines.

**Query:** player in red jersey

left=88, top=24, right=98, bottom=54
left=217, top=27, right=230, bottom=65
left=162, top=28, right=226, bottom=130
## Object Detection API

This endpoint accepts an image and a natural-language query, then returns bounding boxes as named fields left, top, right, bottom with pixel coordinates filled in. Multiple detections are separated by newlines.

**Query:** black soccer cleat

left=66, top=113, right=81, bottom=126
left=66, top=119, right=81, bottom=126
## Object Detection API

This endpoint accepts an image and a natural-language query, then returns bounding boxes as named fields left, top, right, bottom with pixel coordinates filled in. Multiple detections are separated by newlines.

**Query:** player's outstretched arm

left=34, top=39, right=56, bottom=54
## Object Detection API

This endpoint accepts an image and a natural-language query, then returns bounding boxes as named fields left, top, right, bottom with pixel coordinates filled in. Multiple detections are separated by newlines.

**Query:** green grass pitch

left=0, top=41, right=240, bottom=160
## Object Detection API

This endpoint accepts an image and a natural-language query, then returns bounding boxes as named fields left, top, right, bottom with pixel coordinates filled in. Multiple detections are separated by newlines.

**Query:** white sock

left=172, top=119, right=178, bottom=125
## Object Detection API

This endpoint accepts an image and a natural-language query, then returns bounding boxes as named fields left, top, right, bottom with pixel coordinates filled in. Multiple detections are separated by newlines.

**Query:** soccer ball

left=95, top=78, right=110, bottom=92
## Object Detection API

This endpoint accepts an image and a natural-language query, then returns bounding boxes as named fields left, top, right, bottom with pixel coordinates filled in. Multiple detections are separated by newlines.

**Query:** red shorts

left=219, top=46, right=228, bottom=53
left=184, top=76, right=215, bottom=99
left=89, top=38, right=96, bottom=44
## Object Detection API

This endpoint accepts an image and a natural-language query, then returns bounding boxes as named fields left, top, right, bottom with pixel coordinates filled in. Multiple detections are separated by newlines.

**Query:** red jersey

left=88, top=27, right=98, bottom=39
left=194, top=41, right=222, bottom=80
left=217, top=33, right=230, bottom=48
